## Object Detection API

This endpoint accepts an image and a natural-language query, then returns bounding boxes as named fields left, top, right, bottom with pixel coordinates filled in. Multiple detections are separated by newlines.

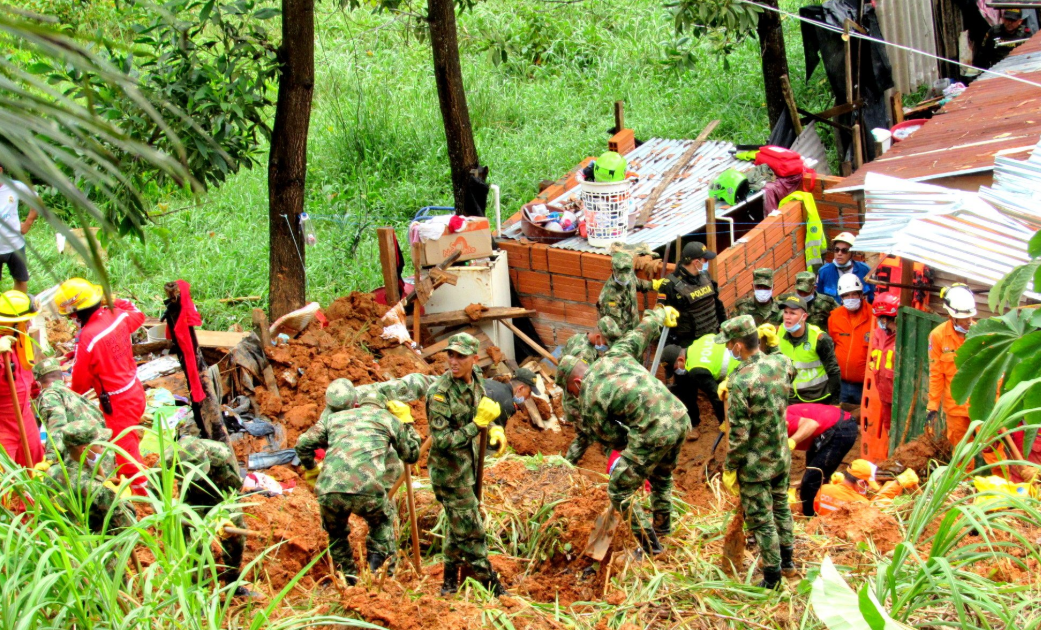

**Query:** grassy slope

left=22, top=0, right=832, bottom=329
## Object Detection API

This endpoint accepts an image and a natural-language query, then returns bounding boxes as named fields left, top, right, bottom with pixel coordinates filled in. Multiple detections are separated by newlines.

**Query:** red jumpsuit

left=0, top=355, right=41, bottom=467
left=70, top=299, right=147, bottom=492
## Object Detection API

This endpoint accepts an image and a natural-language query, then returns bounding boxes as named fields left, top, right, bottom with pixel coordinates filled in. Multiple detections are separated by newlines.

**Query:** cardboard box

left=418, top=218, right=493, bottom=267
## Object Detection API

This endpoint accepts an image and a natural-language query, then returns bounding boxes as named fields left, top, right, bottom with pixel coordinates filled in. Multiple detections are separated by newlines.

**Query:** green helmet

left=593, top=151, right=626, bottom=183
left=325, top=378, right=358, bottom=411
left=709, top=169, right=750, bottom=206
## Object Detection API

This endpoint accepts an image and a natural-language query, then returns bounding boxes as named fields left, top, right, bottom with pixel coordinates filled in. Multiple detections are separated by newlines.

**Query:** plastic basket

left=580, top=179, right=633, bottom=248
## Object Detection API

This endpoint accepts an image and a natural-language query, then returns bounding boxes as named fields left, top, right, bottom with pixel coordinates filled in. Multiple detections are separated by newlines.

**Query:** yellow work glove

left=487, top=425, right=508, bottom=457
left=473, top=397, right=501, bottom=428
left=302, top=463, right=322, bottom=489
left=787, top=487, right=799, bottom=504
left=662, top=306, right=679, bottom=328
left=717, top=378, right=729, bottom=401
left=722, top=470, right=740, bottom=496
left=830, top=471, right=845, bottom=484
left=651, top=278, right=665, bottom=291
left=896, top=468, right=919, bottom=489
left=102, top=478, right=132, bottom=499
left=216, top=518, right=237, bottom=539
left=788, top=438, right=797, bottom=452
left=386, top=400, right=414, bottom=424
left=758, top=323, right=779, bottom=348
left=720, top=419, right=729, bottom=435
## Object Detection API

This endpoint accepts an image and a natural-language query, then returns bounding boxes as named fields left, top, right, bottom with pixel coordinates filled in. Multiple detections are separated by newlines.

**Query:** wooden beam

left=420, top=326, right=481, bottom=359
left=899, top=256, right=915, bottom=309
left=217, top=295, right=262, bottom=304
left=635, top=120, right=719, bottom=228
left=251, top=308, right=271, bottom=348
left=797, top=108, right=854, bottom=132
left=706, top=197, right=718, bottom=281
left=780, top=75, right=803, bottom=136
left=852, top=123, right=864, bottom=169
left=199, top=329, right=250, bottom=349
left=890, top=90, right=904, bottom=124
left=614, top=100, right=625, bottom=133
left=407, top=307, right=536, bottom=329
left=133, top=339, right=173, bottom=356
left=813, top=100, right=863, bottom=120
left=377, top=227, right=401, bottom=305
left=501, top=319, right=558, bottom=365
left=411, top=242, right=423, bottom=345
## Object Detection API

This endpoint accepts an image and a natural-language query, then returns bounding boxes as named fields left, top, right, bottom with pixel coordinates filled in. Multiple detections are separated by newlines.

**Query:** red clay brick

left=819, top=175, right=844, bottom=191
left=499, top=241, right=530, bottom=270
left=737, top=268, right=754, bottom=291
left=531, top=297, right=566, bottom=322
left=815, top=202, right=841, bottom=223
left=518, top=295, right=534, bottom=310
left=546, top=248, right=583, bottom=275
left=718, top=283, right=738, bottom=310
left=823, top=190, right=857, bottom=207
left=552, top=276, right=587, bottom=302
left=587, top=280, right=605, bottom=302
left=509, top=269, right=519, bottom=288
left=532, top=322, right=556, bottom=346
left=773, top=245, right=792, bottom=271
left=581, top=252, right=613, bottom=280
left=565, top=302, right=598, bottom=327
left=795, top=226, right=808, bottom=249
left=554, top=325, right=579, bottom=345
left=529, top=244, right=549, bottom=272
left=536, top=184, right=566, bottom=203
left=517, top=270, right=550, bottom=296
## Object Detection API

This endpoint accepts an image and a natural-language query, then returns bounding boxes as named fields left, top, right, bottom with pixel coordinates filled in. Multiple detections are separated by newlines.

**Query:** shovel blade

left=583, top=506, right=621, bottom=561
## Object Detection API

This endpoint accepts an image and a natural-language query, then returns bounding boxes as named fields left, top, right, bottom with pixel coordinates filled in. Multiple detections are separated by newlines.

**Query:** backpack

left=755, top=145, right=816, bottom=191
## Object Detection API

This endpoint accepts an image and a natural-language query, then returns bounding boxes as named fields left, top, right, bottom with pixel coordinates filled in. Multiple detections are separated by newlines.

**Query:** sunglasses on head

left=834, top=247, right=850, bottom=254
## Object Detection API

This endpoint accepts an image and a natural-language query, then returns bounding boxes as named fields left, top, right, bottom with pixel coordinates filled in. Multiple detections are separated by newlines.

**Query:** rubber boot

left=780, top=545, right=797, bottom=578
left=652, top=511, right=672, bottom=537
left=483, top=572, right=510, bottom=597
left=367, top=551, right=390, bottom=574
left=440, top=563, right=460, bottom=595
left=758, top=566, right=782, bottom=590
left=635, top=527, right=665, bottom=555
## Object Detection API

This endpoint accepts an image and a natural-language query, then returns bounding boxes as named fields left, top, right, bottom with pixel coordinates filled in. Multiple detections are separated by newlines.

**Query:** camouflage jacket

left=805, top=293, right=840, bottom=330
left=560, top=333, right=601, bottom=425
left=320, top=373, right=439, bottom=422
left=37, top=380, right=105, bottom=463
left=46, top=462, right=135, bottom=533
left=426, top=366, right=484, bottom=492
left=725, top=351, right=797, bottom=482
left=578, top=311, right=688, bottom=455
left=730, top=295, right=783, bottom=327
left=166, top=436, right=242, bottom=499
left=596, top=274, right=655, bottom=336
left=296, top=404, right=421, bottom=497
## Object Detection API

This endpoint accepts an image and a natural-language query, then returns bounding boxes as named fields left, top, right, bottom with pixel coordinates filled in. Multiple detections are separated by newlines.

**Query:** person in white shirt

left=0, top=166, right=38, bottom=293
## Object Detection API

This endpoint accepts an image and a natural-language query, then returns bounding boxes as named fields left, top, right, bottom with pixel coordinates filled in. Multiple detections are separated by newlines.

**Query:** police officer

left=426, top=333, right=507, bottom=596
left=791, top=271, right=839, bottom=330
left=597, top=251, right=662, bottom=336
left=660, top=334, right=735, bottom=441
left=731, top=268, right=783, bottom=326
left=777, top=295, right=841, bottom=405
left=717, top=315, right=797, bottom=588
left=978, top=9, right=1032, bottom=69
left=656, top=242, right=726, bottom=347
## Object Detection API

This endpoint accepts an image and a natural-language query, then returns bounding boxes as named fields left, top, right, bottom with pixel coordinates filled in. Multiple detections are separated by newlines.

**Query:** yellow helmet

left=0, top=290, right=37, bottom=323
left=55, top=278, right=103, bottom=316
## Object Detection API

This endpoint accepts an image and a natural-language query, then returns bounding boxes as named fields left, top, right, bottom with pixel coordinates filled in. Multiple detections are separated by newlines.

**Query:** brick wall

left=499, top=174, right=862, bottom=349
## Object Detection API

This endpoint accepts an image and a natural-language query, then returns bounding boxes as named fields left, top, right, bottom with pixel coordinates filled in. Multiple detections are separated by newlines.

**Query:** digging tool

left=474, top=427, right=490, bottom=503
left=582, top=505, right=621, bottom=561
left=181, top=519, right=262, bottom=538
left=720, top=505, right=745, bottom=577
left=402, top=463, right=422, bottom=571
left=648, top=326, right=670, bottom=376
left=389, top=437, right=431, bottom=499
left=3, top=351, right=32, bottom=467
left=703, top=430, right=725, bottom=480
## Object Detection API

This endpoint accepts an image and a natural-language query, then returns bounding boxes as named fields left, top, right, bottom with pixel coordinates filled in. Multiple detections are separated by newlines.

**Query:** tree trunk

left=268, top=0, right=315, bottom=319
left=428, top=0, right=480, bottom=214
left=756, top=0, right=790, bottom=131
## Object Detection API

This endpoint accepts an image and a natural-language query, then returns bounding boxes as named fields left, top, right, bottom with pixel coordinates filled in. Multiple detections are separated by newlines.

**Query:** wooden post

left=780, top=75, right=803, bottom=136
left=251, top=308, right=271, bottom=348
left=674, top=236, right=682, bottom=267
left=501, top=320, right=557, bottom=365
left=377, top=227, right=401, bottom=305
left=614, top=101, right=624, bottom=133
left=843, top=20, right=864, bottom=168
left=852, top=123, right=863, bottom=170
left=403, top=465, right=422, bottom=571
left=899, top=256, right=915, bottom=310
left=411, top=242, right=423, bottom=345
left=890, top=90, right=904, bottom=124
left=706, top=197, right=718, bottom=281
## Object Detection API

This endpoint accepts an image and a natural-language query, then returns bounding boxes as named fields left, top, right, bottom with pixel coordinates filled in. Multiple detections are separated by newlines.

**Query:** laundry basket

left=580, top=178, right=633, bottom=248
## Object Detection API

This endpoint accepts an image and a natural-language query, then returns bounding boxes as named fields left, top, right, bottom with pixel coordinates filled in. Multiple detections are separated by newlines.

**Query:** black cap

left=1004, top=8, right=1023, bottom=19
left=681, top=241, right=717, bottom=264
left=512, top=368, right=541, bottom=395
left=780, top=295, right=808, bottom=312
left=661, top=345, right=684, bottom=373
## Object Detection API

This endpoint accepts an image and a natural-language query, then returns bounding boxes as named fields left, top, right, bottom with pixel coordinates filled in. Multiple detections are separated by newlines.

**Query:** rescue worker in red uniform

left=56, top=278, right=148, bottom=495
left=867, top=294, right=899, bottom=433
left=0, top=290, right=42, bottom=467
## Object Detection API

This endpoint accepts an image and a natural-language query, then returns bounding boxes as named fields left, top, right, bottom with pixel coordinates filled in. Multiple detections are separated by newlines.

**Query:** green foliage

left=666, top=0, right=763, bottom=58
left=989, top=230, right=1041, bottom=313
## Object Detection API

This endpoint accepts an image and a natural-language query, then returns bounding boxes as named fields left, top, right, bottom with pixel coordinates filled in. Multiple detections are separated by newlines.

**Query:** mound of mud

left=807, top=502, right=903, bottom=553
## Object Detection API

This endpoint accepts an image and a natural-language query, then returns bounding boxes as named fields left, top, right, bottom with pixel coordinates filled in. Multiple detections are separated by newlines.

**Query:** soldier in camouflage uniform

left=717, top=315, right=797, bottom=589
left=596, top=251, right=661, bottom=336
left=165, top=426, right=252, bottom=594
left=557, top=306, right=687, bottom=554
left=34, top=357, right=106, bottom=464
left=46, top=421, right=135, bottom=534
left=296, top=379, right=421, bottom=583
left=791, top=271, right=839, bottom=330
left=426, top=332, right=508, bottom=596
left=319, top=373, right=438, bottom=423
left=731, top=268, right=783, bottom=327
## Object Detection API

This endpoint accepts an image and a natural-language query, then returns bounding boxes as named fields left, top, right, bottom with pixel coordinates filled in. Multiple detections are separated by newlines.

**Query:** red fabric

left=786, top=403, right=844, bottom=451
left=755, top=146, right=806, bottom=177
left=105, top=390, right=147, bottom=489
left=448, top=215, right=465, bottom=234
left=868, top=327, right=897, bottom=404
left=1010, top=427, right=1041, bottom=483
left=165, top=280, right=206, bottom=403
left=0, top=358, right=41, bottom=467
left=607, top=450, right=651, bottom=492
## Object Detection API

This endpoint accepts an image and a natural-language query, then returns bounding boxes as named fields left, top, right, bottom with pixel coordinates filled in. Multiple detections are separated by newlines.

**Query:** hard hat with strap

left=941, top=284, right=976, bottom=318
left=778, top=324, right=830, bottom=402
left=836, top=273, right=863, bottom=296
left=55, top=278, right=103, bottom=316
left=0, top=290, right=37, bottom=323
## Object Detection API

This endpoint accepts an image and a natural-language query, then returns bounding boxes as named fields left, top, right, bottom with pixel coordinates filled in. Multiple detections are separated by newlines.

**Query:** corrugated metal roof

left=876, top=0, right=939, bottom=94
left=831, top=31, right=1041, bottom=193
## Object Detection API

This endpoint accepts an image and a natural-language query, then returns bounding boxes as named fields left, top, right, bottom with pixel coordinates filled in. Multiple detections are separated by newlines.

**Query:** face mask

left=754, top=289, right=773, bottom=303
left=784, top=321, right=803, bottom=334
left=594, top=344, right=608, bottom=353
left=513, top=396, right=526, bottom=404
left=878, top=319, right=888, bottom=330
left=85, top=451, right=100, bottom=468
left=801, top=292, right=815, bottom=302
left=836, top=259, right=852, bottom=269
left=674, top=368, right=687, bottom=376
left=701, top=262, right=710, bottom=272
left=843, top=297, right=862, bottom=311
left=614, top=274, right=630, bottom=286
left=954, top=324, right=969, bottom=334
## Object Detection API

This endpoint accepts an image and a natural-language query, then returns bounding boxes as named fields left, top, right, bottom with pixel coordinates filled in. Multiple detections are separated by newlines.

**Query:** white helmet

left=837, top=273, right=864, bottom=296
left=834, top=232, right=857, bottom=247
left=942, top=285, right=977, bottom=318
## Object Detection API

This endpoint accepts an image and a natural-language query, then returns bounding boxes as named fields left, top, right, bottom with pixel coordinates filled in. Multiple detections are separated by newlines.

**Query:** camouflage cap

left=752, top=268, right=774, bottom=288
left=61, top=420, right=111, bottom=448
left=555, top=355, right=586, bottom=389
left=33, top=357, right=62, bottom=380
left=325, top=378, right=358, bottom=411
left=714, top=315, right=758, bottom=344
left=780, top=295, right=808, bottom=312
left=611, top=251, right=634, bottom=273
left=794, top=271, right=816, bottom=293
left=445, top=332, right=479, bottom=356
left=597, top=316, right=622, bottom=344
left=357, top=389, right=387, bottom=409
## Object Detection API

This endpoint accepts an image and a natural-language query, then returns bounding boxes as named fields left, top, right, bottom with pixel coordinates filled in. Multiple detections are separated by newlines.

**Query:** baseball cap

left=681, top=242, right=716, bottom=263
left=611, top=251, right=634, bottom=273
left=780, top=295, right=808, bottom=312
left=597, top=316, right=622, bottom=344
left=714, top=315, right=757, bottom=344
left=445, top=332, right=479, bottom=356
left=794, top=271, right=816, bottom=293
left=1004, top=8, right=1023, bottom=19
left=555, top=355, right=586, bottom=388
left=33, top=357, right=62, bottom=380
left=661, top=344, right=684, bottom=372
left=512, top=368, right=541, bottom=395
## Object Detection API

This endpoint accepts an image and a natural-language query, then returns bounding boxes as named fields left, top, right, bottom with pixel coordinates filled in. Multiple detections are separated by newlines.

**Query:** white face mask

left=85, top=451, right=100, bottom=468
left=754, top=289, right=773, bottom=303
left=843, top=297, right=862, bottom=312
left=614, top=274, right=630, bottom=286
left=954, top=324, right=969, bottom=334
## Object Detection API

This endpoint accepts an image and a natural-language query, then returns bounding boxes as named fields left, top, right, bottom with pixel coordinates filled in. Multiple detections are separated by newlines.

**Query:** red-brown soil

left=807, top=502, right=904, bottom=553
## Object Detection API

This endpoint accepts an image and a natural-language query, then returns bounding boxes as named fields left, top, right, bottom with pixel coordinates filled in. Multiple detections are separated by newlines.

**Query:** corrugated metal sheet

left=790, top=122, right=831, bottom=176
left=876, top=0, right=939, bottom=94
left=831, top=31, right=1041, bottom=193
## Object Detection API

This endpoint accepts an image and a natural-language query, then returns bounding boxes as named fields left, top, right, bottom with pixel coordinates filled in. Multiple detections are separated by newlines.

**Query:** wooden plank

left=634, top=120, right=719, bottom=228
left=421, top=326, right=481, bottom=359
left=890, top=90, right=904, bottom=124
left=780, top=75, right=803, bottom=136
left=133, top=339, right=173, bottom=356
left=411, top=242, right=423, bottom=345
left=501, top=320, right=558, bottom=366
left=377, top=227, right=401, bottom=305
left=196, top=330, right=249, bottom=349
left=251, top=308, right=271, bottom=349
left=614, top=100, right=624, bottom=133
left=428, top=267, right=459, bottom=286
left=407, top=307, right=535, bottom=329
left=217, top=295, right=262, bottom=304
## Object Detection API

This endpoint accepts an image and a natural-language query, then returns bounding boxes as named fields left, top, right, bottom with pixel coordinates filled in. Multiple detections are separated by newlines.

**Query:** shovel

left=720, top=505, right=745, bottom=577
left=582, top=505, right=621, bottom=561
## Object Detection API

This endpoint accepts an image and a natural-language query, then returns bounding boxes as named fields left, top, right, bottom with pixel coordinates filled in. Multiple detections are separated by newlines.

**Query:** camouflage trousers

left=738, top=472, right=794, bottom=569
left=432, top=484, right=494, bottom=580
left=318, top=492, right=396, bottom=578
left=608, top=418, right=687, bottom=532
left=184, top=489, right=246, bottom=581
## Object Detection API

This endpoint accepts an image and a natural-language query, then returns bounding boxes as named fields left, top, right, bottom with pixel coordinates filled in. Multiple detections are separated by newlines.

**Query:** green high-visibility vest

left=781, top=190, right=827, bottom=272
left=778, top=324, right=830, bottom=402
left=684, top=334, right=733, bottom=381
